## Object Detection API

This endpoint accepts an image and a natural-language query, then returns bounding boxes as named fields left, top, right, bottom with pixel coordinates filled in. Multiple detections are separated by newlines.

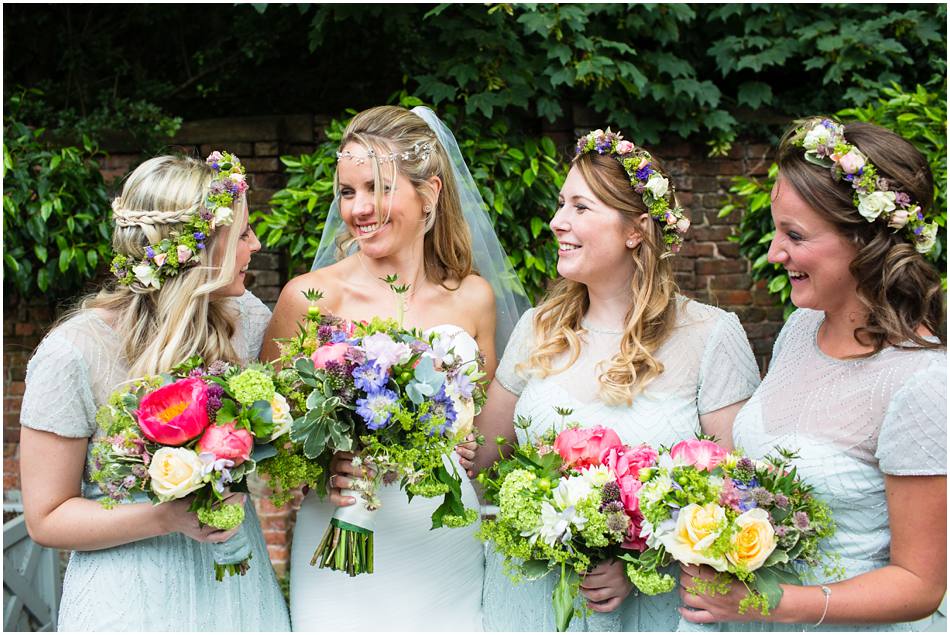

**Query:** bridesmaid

left=19, top=153, right=290, bottom=630
left=679, top=118, right=946, bottom=630
left=465, top=129, right=762, bottom=631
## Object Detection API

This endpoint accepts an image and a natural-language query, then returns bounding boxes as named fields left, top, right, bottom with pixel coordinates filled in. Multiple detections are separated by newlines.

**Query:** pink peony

left=136, top=377, right=210, bottom=446
left=554, top=425, right=622, bottom=469
left=670, top=439, right=728, bottom=471
left=616, top=140, right=635, bottom=155
left=311, top=342, right=351, bottom=369
left=601, top=443, right=658, bottom=481
left=196, top=420, right=253, bottom=465
left=616, top=475, right=648, bottom=550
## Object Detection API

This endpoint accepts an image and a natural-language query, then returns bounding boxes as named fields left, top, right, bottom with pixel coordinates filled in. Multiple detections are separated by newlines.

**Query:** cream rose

left=887, top=208, right=910, bottom=229
left=645, top=174, right=669, bottom=199
left=857, top=190, right=896, bottom=222
left=148, top=447, right=205, bottom=501
left=802, top=124, right=833, bottom=150
left=213, top=206, right=234, bottom=227
left=445, top=383, right=475, bottom=438
left=658, top=502, right=728, bottom=571
left=916, top=222, right=938, bottom=254
left=676, top=216, right=691, bottom=233
left=726, top=508, right=777, bottom=571
left=269, top=392, right=293, bottom=441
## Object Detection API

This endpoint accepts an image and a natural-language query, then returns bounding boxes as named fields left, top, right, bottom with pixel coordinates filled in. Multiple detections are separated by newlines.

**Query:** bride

left=260, top=104, right=528, bottom=631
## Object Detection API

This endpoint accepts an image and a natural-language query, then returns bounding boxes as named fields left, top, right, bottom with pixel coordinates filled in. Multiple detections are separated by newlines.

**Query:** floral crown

left=110, top=151, right=249, bottom=289
left=792, top=118, right=937, bottom=254
left=574, top=128, right=690, bottom=253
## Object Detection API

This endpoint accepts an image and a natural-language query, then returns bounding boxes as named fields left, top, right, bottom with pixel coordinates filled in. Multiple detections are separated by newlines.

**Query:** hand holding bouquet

left=477, top=413, right=669, bottom=631
left=624, top=439, right=838, bottom=616
left=90, top=357, right=292, bottom=580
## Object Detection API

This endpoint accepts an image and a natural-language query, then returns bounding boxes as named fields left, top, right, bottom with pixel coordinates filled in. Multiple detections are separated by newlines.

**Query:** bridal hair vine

left=792, top=117, right=938, bottom=254
left=575, top=129, right=690, bottom=253
left=110, top=150, right=248, bottom=290
left=336, top=141, right=433, bottom=165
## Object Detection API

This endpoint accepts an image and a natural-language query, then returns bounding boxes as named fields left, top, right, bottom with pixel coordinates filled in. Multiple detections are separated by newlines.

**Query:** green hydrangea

left=575, top=495, right=609, bottom=548
left=442, top=508, right=479, bottom=528
left=498, top=469, right=542, bottom=534
left=626, top=565, right=676, bottom=595
left=228, top=368, right=276, bottom=404
left=197, top=503, right=245, bottom=530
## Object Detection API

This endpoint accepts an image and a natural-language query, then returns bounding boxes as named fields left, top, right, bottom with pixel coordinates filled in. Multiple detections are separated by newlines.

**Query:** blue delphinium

left=356, top=388, right=398, bottom=430
left=353, top=362, right=387, bottom=392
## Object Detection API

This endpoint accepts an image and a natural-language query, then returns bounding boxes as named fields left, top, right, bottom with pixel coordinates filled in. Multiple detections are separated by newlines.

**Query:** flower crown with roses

left=110, top=151, right=249, bottom=289
left=792, top=118, right=938, bottom=254
left=574, top=128, right=690, bottom=253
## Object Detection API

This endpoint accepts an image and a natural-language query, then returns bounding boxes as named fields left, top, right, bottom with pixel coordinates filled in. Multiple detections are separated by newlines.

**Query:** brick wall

left=3, top=113, right=783, bottom=579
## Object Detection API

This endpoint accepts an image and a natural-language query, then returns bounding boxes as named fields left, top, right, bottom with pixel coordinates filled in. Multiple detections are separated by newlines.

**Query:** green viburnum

left=228, top=368, right=276, bottom=404
left=441, top=508, right=479, bottom=528
left=256, top=444, right=324, bottom=508
left=407, top=478, right=450, bottom=498
left=575, top=496, right=610, bottom=548
left=498, top=469, right=542, bottom=534
left=197, top=503, right=245, bottom=530
left=625, top=564, right=676, bottom=596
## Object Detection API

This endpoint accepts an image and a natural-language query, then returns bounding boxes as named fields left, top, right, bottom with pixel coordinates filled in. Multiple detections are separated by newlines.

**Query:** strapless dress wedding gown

left=289, top=324, right=484, bottom=631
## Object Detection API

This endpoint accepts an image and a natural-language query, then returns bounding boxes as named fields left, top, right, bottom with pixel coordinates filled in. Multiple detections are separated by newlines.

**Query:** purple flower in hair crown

left=575, top=128, right=690, bottom=253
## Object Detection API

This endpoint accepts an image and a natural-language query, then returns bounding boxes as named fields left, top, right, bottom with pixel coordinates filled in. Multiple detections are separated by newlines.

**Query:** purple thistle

left=751, top=487, right=774, bottom=507
left=207, top=360, right=229, bottom=376
left=317, top=325, right=334, bottom=343
left=793, top=511, right=811, bottom=531
left=606, top=511, right=631, bottom=534
left=601, top=480, right=621, bottom=505
left=774, top=493, right=789, bottom=508
left=207, top=383, right=224, bottom=418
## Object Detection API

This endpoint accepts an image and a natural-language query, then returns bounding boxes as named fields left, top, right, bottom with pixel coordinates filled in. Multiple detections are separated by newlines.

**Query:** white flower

left=230, top=172, right=245, bottom=183
left=213, top=206, right=234, bottom=228
left=176, top=244, right=193, bottom=263
left=269, top=393, right=293, bottom=441
left=552, top=474, right=594, bottom=511
left=148, top=447, right=205, bottom=501
left=675, top=216, right=691, bottom=233
left=579, top=465, right=612, bottom=488
left=857, top=191, right=896, bottom=222
left=802, top=124, right=834, bottom=150
left=916, top=222, right=938, bottom=254
left=645, top=174, right=669, bottom=199
left=133, top=263, right=161, bottom=289
left=537, top=501, right=587, bottom=546
left=638, top=473, right=673, bottom=508
left=444, top=383, right=475, bottom=438
left=360, top=333, right=412, bottom=371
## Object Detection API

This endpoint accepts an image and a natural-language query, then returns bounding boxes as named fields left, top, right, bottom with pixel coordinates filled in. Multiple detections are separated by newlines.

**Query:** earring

left=423, top=205, right=433, bottom=213
left=626, top=240, right=635, bottom=248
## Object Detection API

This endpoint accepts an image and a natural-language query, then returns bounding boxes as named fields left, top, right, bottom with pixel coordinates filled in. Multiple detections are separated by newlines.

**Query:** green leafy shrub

left=719, top=81, right=948, bottom=315
left=252, top=96, right=566, bottom=303
left=3, top=89, right=113, bottom=298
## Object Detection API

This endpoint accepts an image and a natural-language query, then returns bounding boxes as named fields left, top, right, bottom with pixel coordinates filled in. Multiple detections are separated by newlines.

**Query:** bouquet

left=623, top=439, right=838, bottom=617
left=90, top=356, right=292, bottom=580
left=264, top=288, right=486, bottom=576
left=477, top=413, right=669, bottom=631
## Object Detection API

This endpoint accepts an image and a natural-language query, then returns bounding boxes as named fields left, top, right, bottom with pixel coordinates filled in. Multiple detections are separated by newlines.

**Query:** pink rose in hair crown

left=136, top=377, right=210, bottom=446
left=311, top=342, right=351, bottom=369
left=670, top=439, right=728, bottom=471
left=554, top=425, right=622, bottom=469
left=197, top=421, right=253, bottom=465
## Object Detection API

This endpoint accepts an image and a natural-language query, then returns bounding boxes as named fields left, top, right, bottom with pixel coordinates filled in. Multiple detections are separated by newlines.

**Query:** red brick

left=716, top=243, right=742, bottom=258
left=3, top=443, right=18, bottom=458
left=263, top=529, right=289, bottom=545
left=709, top=273, right=752, bottom=290
left=251, top=173, right=287, bottom=190
left=712, top=290, right=753, bottom=305
left=695, top=259, right=747, bottom=275
left=13, top=322, right=35, bottom=336
left=242, top=157, right=280, bottom=173
left=266, top=544, right=290, bottom=562
left=199, top=142, right=253, bottom=157
left=4, top=472, right=18, bottom=491
left=690, top=226, right=734, bottom=242
left=4, top=396, right=22, bottom=413
left=254, top=141, right=280, bottom=157
left=5, top=381, right=25, bottom=396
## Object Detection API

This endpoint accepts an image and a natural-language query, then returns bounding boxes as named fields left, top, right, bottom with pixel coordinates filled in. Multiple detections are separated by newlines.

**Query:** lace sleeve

left=235, top=290, right=273, bottom=363
left=697, top=310, right=761, bottom=414
left=20, top=331, right=97, bottom=438
left=495, top=308, right=536, bottom=397
left=876, top=361, right=947, bottom=476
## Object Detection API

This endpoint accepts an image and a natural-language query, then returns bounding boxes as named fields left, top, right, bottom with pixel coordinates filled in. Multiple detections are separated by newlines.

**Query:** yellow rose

left=659, top=502, right=728, bottom=571
left=269, top=392, right=293, bottom=441
left=148, top=447, right=205, bottom=501
left=727, top=508, right=777, bottom=571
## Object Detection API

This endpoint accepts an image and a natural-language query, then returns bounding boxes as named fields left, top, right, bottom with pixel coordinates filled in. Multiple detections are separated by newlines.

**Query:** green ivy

left=719, top=81, right=948, bottom=316
left=252, top=95, right=566, bottom=303
left=3, top=89, right=114, bottom=299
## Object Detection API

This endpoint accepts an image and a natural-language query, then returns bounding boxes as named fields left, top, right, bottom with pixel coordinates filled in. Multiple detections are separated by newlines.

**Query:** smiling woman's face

left=767, top=175, right=859, bottom=313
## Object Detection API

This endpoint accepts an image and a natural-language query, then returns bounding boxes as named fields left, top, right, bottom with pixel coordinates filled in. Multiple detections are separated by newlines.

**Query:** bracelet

left=810, top=585, right=832, bottom=629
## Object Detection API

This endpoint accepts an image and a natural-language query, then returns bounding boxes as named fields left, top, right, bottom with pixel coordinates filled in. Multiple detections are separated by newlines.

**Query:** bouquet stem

left=208, top=516, right=253, bottom=581
left=311, top=486, right=377, bottom=576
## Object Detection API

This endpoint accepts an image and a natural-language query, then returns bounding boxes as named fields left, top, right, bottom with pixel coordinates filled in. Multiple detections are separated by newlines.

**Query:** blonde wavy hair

left=521, top=151, right=680, bottom=406
left=334, top=105, right=473, bottom=287
left=73, top=155, right=247, bottom=378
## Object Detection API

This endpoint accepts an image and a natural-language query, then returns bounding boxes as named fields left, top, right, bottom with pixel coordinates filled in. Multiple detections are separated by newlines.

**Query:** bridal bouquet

left=89, top=357, right=292, bottom=580
left=477, top=416, right=670, bottom=631
left=266, top=288, right=486, bottom=576
left=623, top=439, right=838, bottom=616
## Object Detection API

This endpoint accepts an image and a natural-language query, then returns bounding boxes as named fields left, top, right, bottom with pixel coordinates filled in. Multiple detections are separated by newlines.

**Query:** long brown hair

left=522, top=150, right=680, bottom=406
left=778, top=118, right=946, bottom=352
left=335, top=105, right=473, bottom=288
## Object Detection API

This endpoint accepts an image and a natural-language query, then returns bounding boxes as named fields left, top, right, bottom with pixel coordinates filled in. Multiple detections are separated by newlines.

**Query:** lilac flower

left=132, top=465, right=148, bottom=478
left=356, top=387, right=398, bottom=430
left=197, top=242, right=205, bottom=250
left=207, top=383, right=224, bottom=418
left=210, top=181, right=226, bottom=195
left=450, top=371, right=475, bottom=400
left=330, top=330, right=349, bottom=344
left=635, top=165, right=653, bottom=181
left=917, top=209, right=925, bottom=221
left=194, top=232, right=206, bottom=241
left=145, top=246, right=155, bottom=259
left=122, top=474, right=137, bottom=488
left=751, top=487, right=774, bottom=507
left=353, top=362, right=387, bottom=392
left=360, top=333, right=411, bottom=371
left=774, top=493, right=789, bottom=508
left=915, top=226, right=924, bottom=235
left=207, top=360, right=229, bottom=376
left=596, top=138, right=612, bottom=154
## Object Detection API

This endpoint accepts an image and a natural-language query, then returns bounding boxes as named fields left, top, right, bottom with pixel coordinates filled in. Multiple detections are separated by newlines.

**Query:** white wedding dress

left=289, top=325, right=484, bottom=631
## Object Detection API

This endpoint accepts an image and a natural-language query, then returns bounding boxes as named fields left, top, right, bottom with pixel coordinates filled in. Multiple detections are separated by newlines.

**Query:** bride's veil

left=311, top=106, right=531, bottom=356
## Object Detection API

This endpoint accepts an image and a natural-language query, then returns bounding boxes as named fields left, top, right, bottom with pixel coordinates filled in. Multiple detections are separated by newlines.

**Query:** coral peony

left=136, top=377, right=210, bottom=445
